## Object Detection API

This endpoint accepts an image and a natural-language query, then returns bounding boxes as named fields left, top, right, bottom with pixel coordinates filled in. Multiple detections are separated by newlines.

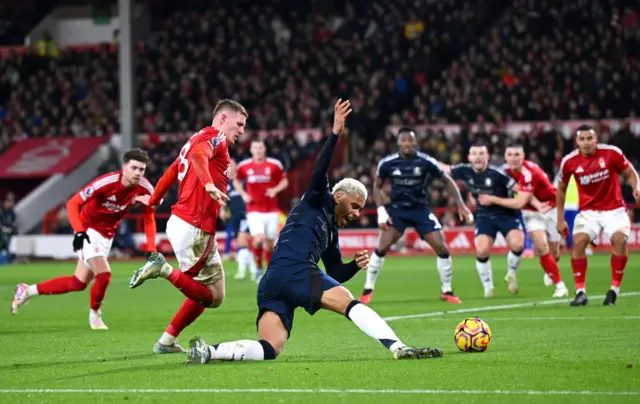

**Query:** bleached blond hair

left=331, top=178, right=368, bottom=201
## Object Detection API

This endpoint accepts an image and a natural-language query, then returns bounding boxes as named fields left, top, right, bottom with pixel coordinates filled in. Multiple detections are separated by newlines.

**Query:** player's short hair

left=123, top=148, right=149, bottom=164
left=470, top=141, right=489, bottom=150
left=397, top=127, right=416, bottom=139
left=213, top=99, right=248, bottom=118
left=575, top=124, right=596, bottom=136
left=505, top=141, right=524, bottom=150
left=332, top=178, right=368, bottom=201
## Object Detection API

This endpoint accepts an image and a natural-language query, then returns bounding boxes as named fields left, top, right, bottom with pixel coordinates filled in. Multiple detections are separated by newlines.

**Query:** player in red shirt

left=234, top=140, right=288, bottom=280
left=557, top=125, right=640, bottom=306
left=129, top=99, right=247, bottom=353
left=10, top=149, right=157, bottom=329
left=479, top=142, right=568, bottom=298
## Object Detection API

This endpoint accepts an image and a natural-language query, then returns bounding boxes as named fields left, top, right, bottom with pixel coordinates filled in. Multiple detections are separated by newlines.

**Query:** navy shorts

left=388, top=207, right=442, bottom=238
left=256, top=260, right=340, bottom=337
left=230, top=215, right=248, bottom=239
left=475, top=216, right=522, bottom=239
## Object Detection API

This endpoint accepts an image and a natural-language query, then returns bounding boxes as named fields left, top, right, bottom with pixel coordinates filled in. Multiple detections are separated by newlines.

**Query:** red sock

left=167, top=269, right=213, bottom=306
left=611, top=254, right=628, bottom=288
left=166, top=298, right=205, bottom=338
left=264, top=249, right=272, bottom=266
left=252, top=245, right=264, bottom=269
left=571, top=257, right=588, bottom=290
left=90, top=272, right=112, bottom=311
left=37, top=275, right=86, bottom=295
left=540, top=253, right=562, bottom=284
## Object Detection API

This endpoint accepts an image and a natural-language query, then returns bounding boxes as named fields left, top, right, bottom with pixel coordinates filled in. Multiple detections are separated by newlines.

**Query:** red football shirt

left=236, top=158, right=285, bottom=213
left=504, top=160, right=556, bottom=211
left=78, top=171, right=154, bottom=238
left=171, top=127, right=231, bottom=233
left=558, top=144, right=630, bottom=211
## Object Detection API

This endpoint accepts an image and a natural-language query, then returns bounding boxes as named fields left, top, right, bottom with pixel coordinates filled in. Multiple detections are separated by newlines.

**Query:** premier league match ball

left=454, top=317, right=492, bottom=352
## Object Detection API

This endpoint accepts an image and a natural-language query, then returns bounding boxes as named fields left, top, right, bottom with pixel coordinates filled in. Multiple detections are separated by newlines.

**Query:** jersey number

left=429, top=213, right=442, bottom=230
left=177, top=142, right=192, bottom=182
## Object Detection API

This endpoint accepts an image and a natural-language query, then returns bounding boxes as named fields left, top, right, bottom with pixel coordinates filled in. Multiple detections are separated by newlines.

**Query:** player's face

left=250, top=142, right=266, bottom=160
left=221, top=111, right=246, bottom=144
left=122, top=160, right=146, bottom=185
left=468, top=146, right=489, bottom=170
left=576, top=130, right=597, bottom=155
left=505, top=147, right=524, bottom=170
left=397, top=133, right=416, bottom=155
left=334, top=192, right=365, bottom=228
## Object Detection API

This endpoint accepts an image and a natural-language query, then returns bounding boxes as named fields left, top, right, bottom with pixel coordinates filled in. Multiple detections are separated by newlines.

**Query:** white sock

left=611, top=286, right=620, bottom=295
left=89, top=309, right=101, bottom=317
left=576, top=288, right=586, bottom=295
left=347, top=302, right=404, bottom=352
left=236, top=248, right=250, bottom=277
left=437, top=255, right=453, bottom=293
left=28, top=285, right=39, bottom=297
left=476, top=258, right=494, bottom=292
left=364, top=251, right=385, bottom=290
left=159, top=332, right=177, bottom=346
left=211, top=340, right=266, bottom=361
left=507, top=250, right=522, bottom=277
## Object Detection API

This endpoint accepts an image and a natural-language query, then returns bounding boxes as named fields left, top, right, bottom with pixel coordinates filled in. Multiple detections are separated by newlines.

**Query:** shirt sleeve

left=610, top=148, right=631, bottom=172
left=450, top=164, right=466, bottom=180
left=376, top=159, right=389, bottom=180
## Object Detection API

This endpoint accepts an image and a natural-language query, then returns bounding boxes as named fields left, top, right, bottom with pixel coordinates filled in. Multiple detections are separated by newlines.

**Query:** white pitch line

left=0, top=389, right=638, bottom=396
left=383, top=291, right=640, bottom=322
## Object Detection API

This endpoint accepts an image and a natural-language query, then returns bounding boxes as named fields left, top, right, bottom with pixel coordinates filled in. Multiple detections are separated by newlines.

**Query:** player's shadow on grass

left=42, top=362, right=187, bottom=382
left=0, top=353, right=152, bottom=371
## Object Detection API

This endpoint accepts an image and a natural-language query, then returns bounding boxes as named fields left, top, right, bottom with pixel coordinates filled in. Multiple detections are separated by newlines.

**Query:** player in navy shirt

left=360, top=127, right=473, bottom=305
left=186, top=99, right=443, bottom=363
left=223, top=160, right=256, bottom=281
left=441, top=142, right=525, bottom=298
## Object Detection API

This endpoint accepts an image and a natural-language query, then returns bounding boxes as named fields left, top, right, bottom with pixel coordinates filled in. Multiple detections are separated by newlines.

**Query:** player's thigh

left=263, top=212, right=280, bottom=241
left=376, top=226, right=403, bottom=254
left=320, top=285, right=355, bottom=316
left=247, top=212, right=266, bottom=239
left=78, top=228, right=113, bottom=273
left=416, top=210, right=447, bottom=254
left=474, top=234, right=495, bottom=258
left=257, top=310, right=289, bottom=356
left=201, top=250, right=225, bottom=307
left=573, top=210, right=601, bottom=243
left=505, top=229, right=525, bottom=252
left=527, top=229, right=550, bottom=256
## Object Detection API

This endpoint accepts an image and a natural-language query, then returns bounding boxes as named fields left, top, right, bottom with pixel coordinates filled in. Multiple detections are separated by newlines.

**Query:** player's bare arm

left=332, top=98, right=352, bottom=136
left=555, top=180, right=569, bottom=235
left=438, top=162, right=452, bottom=175
left=266, top=177, right=289, bottom=198
left=530, top=196, right=552, bottom=214
left=622, top=165, right=640, bottom=202
left=233, top=177, right=251, bottom=204
left=440, top=172, right=473, bottom=223
left=479, top=191, right=532, bottom=210
left=373, top=176, right=391, bottom=230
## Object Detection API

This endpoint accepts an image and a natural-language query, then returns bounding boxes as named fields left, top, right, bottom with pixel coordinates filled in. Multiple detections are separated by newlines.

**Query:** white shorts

left=246, top=211, right=280, bottom=239
left=77, top=228, right=113, bottom=269
left=573, top=207, right=631, bottom=242
left=522, top=208, right=561, bottom=243
left=166, top=215, right=224, bottom=285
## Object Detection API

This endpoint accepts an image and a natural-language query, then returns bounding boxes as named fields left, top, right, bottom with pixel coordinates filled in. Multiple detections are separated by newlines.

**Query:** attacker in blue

left=186, top=99, right=443, bottom=363
left=360, top=128, right=473, bottom=305
left=441, top=142, right=525, bottom=298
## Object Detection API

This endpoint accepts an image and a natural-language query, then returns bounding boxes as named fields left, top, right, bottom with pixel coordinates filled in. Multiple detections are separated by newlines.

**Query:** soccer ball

left=454, top=317, right=492, bottom=352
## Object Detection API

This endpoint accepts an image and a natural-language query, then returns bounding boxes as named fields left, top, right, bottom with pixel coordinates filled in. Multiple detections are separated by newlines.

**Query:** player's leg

left=421, top=214, right=461, bottom=304
left=11, top=259, right=91, bottom=315
left=247, top=212, right=266, bottom=277
left=85, top=256, right=112, bottom=330
left=474, top=220, right=497, bottom=297
left=569, top=210, right=601, bottom=306
left=223, top=221, right=233, bottom=259
left=321, top=285, right=442, bottom=359
left=359, top=225, right=403, bottom=304
left=529, top=229, right=567, bottom=297
left=504, top=225, right=525, bottom=295
left=262, top=212, right=280, bottom=270
left=602, top=208, right=632, bottom=306
left=235, top=223, right=255, bottom=281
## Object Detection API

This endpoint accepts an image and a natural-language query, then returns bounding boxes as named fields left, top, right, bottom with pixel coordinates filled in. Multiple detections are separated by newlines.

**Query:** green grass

left=1, top=254, right=639, bottom=404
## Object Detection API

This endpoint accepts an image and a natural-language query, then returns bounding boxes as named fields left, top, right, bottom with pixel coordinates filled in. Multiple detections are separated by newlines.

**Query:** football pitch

left=1, top=254, right=639, bottom=403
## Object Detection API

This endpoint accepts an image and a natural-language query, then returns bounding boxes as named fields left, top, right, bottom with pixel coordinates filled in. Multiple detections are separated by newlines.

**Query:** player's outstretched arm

left=190, top=142, right=229, bottom=204
left=148, top=161, right=179, bottom=206
left=480, top=191, right=532, bottom=210
left=440, top=172, right=473, bottom=223
left=309, top=99, right=352, bottom=191
left=142, top=207, right=157, bottom=252
left=622, top=165, right=640, bottom=202
left=322, top=243, right=369, bottom=283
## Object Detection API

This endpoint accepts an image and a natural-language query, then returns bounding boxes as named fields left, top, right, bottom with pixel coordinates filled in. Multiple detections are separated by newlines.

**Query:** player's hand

left=265, top=188, right=278, bottom=198
left=354, top=250, right=370, bottom=269
left=205, top=183, right=230, bottom=206
left=218, top=207, right=228, bottom=221
left=557, top=219, right=569, bottom=238
left=241, top=193, right=252, bottom=204
left=537, top=202, right=552, bottom=214
left=377, top=206, right=392, bottom=230
left=467, top=195, right=477, bottom=209
left=634, top=188, right=640, bottom=202
left=457, top=204, right=474, bottom=224
left=478, top=194, right=493, bottom=206
left=134, top=195, right=151, bottom=206
left=72, top=232, right=90, bottom=252
left=332, top=98, right=352, bottom=135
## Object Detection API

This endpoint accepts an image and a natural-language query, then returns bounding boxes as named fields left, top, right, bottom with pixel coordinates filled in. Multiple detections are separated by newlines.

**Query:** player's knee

left=535, top=243, right=550, bottom=257
left=610, top=233, right=628, bottom=255
left=252, top=235, right=265, bottom=247
left=71, top=276, right=88, bottom=291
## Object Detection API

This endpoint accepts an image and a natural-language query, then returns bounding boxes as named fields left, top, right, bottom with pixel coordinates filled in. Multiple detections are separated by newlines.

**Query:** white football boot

left=552, top=282, right=569, bottom=298
left=10, top=283, right=31, bottom=315
left=89, top=309, right=108, bottom=330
